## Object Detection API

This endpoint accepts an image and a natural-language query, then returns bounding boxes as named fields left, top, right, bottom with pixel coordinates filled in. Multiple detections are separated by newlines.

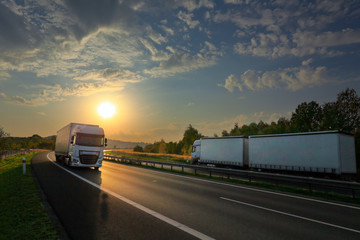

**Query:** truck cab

left=55, top=123, right=107, bottom=170
left=68, top=132, right=106, bottom=169
left=191, top=139, right=201, bottom=164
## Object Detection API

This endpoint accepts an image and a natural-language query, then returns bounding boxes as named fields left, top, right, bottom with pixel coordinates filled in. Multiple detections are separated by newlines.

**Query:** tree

left=181, top=124, right=203, bottom=154
left=229, top=123, right=241, bottom=136
left=277, top=117, right=290, bottom=133
left=335, top=88, right=360, bottom=133
left=291, top=101, right=322, bottom=132
left=133, top=145, right=143, bottom=152
left=0, top=126, right=9, bottom=138
left=182, top=125, right=203, bottom=146
left=321, top=102, right=339, bottom=130
left=158, top=139, right=166, bottom=153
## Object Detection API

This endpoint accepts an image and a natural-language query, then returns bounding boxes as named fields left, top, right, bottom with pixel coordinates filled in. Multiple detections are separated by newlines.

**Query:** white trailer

left=191, top=136, right=248, bottom=167
left=55, top=123, right=107, bottom=170
left=248, top=131, right=357, bottom=174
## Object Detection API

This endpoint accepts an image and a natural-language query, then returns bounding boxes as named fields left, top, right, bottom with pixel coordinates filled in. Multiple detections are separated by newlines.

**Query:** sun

left=98, top=102, right=116, bottom=118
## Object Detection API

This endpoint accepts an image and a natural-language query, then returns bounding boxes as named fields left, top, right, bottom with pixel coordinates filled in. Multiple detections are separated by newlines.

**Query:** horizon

left=1, top=1, right=360, bottom=142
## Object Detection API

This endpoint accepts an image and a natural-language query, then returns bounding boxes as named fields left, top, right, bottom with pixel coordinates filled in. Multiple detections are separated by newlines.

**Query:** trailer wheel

left=66, top=157, right=71, bottom=167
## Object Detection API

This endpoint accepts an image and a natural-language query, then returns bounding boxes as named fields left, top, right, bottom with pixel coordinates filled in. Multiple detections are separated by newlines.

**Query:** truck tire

left=190, top=158, right=199, bottom=165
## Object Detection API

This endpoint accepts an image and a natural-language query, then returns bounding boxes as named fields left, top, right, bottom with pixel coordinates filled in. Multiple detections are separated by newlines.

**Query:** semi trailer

left=191, top=131, right=357, bottom=175
left=55, top=123, right=107, bottom=170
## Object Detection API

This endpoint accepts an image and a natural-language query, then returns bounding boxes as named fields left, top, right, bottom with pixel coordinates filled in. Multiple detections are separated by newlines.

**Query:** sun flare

left=98, top=102, right=116, bottom=118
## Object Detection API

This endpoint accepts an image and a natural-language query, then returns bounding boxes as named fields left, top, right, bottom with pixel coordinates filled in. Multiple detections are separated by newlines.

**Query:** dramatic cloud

left=144, top=41, right=221, bottom=77
left=220, top=0, right=359, bottom=58
left=0, top=67, right=144, bottom=106
left=220, top=60, right=329, bottom=92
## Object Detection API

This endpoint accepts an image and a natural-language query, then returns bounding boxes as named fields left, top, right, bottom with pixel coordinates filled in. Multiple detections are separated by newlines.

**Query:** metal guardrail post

left=22, top=157, right=26, bottom=175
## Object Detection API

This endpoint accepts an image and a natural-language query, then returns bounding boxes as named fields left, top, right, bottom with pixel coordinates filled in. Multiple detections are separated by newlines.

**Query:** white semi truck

left=191, top=131, right=357, bottom=175
left=55, top=123, right=107, bottom=170
left=191, top=136, right=248, bottom=167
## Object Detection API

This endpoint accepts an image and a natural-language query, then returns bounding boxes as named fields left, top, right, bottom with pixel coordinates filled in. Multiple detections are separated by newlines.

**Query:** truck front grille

left=79, top=151, right=99, bottom=164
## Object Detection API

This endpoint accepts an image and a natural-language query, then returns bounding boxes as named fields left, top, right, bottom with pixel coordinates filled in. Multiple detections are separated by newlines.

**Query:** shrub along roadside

left=0, top=153, right=59, bottom=240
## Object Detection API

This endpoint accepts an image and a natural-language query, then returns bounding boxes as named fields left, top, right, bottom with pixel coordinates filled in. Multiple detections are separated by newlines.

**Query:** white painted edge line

left=46, top=153, right=215, bottom=240
left=103, top=161, right=360, bottom=211
left=220, top=197, right=360, bottom=234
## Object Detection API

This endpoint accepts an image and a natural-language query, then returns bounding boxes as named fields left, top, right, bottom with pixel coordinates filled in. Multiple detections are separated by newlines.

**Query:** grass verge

left=105, top=159, right=360, bottom=205
left=0, top=153, right=59, bottom=240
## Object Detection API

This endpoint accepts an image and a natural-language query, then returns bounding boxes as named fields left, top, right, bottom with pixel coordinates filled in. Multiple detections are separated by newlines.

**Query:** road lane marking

left=104, top=161, right=360, bottom=211
left=46, top=153, right=215, bottom=240
left=220, top=197, right=360, bottom=234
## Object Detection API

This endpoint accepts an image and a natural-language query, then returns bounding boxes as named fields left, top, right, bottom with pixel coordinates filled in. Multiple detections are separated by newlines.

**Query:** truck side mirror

left=105, top=138, right=108, bottom=147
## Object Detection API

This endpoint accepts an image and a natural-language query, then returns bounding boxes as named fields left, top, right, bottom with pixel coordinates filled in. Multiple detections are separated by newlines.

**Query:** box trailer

left=248, top=131, right=356, bottom=174
left=191, top=136, right=248, bottom=167
left=55, top=123, right=107, bottom=170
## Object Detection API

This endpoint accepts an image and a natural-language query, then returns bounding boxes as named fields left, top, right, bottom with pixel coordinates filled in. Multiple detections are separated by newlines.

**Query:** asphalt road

left=32, top=152, right=360, bottom=240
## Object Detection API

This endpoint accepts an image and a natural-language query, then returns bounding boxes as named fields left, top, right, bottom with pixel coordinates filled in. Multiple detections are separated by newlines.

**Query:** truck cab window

left=76, top=133, right=104, bottom=147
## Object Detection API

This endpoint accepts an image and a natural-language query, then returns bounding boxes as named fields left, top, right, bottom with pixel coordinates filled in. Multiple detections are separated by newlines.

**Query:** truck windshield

left=76, top=133, right=104, bottom=147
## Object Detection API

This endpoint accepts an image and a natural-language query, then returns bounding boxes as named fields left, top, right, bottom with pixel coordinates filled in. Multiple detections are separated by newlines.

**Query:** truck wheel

left=190, top=158, right=199, bottom=165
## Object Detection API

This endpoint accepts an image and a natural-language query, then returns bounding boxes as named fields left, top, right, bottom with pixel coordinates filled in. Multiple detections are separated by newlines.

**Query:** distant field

left=106, top=149, right=191, bottom=164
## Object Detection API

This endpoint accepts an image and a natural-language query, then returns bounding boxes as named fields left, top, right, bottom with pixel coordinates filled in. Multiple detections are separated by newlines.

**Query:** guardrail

left=104, top=154, right=360, bottom=199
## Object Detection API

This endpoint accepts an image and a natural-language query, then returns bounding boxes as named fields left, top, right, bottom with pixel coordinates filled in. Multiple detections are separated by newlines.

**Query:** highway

left=32, top=152, right=360, bottom=240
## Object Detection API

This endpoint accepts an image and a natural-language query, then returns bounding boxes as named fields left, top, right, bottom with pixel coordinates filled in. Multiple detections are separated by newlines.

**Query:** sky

left=0, top=0, right=360, bottom=143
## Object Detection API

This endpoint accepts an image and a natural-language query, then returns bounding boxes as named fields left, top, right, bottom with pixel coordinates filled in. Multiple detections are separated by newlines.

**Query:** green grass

left=105, top=158, right=360, bottom=205
left=107, top=151, right=190, bottom=164
left=0, top=153, right=59, bottom=240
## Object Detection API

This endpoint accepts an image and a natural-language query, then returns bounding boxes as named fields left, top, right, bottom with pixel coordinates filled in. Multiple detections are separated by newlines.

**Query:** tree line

left=0, top=133, right=55, bottom=151
left=136, top=88, right=360, bottom=157
left=1, top=88, right=359, bottom=157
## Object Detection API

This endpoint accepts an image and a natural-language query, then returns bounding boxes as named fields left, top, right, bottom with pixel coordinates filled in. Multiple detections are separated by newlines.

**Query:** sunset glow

left=0, top=1, right=359, bottom=142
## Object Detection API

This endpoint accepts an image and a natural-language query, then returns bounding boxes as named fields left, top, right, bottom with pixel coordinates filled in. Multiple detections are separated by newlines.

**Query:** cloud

left=218, top=74, right=242, bottom=92
left=75, top=68, right=144, bottom=83
left=0, top=71, right=10, bottom=81
left=140, top=39, right=170, bottom=61
left=160, top=25, right=175, bottom=36
left=177, top=11, right=200, bottom=29
left=0, top=68, right=144, bottom=106
left=0, top=92, right=49, bottom=106
left=219, top=60, right=329, bottom=92
left=144, top=41, right=221, bottom=77
left=146, top=26, right=167, bottom=44
left=0, top=3, right=42, bottom=52
left=175, top=0, right=215, bottom=12
left=218, top=0, right=359, bottom=58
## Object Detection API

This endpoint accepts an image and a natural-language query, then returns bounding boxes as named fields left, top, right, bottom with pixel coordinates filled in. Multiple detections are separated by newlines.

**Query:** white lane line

left=220, top=197, right=360, bottom=234
left=103, top=161, right=360, bottom=211
left=46, top=153, right=215, bottom=240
